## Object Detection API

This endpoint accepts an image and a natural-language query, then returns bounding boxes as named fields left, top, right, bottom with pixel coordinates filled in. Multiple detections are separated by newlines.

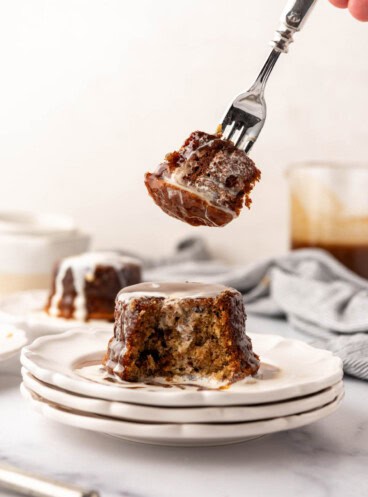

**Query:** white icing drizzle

left=117, top=281, right=231, bottom=304
left=49, top=252, right=141, bottom=320
left=165, top=175, right=236, bottom=220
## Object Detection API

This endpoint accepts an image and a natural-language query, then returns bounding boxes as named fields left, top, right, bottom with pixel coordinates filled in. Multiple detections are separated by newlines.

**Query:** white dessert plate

left=0, top=290, right=113, bottom=336
left=0, top=325, right=27, bottom=362
left=21, top=368, right=344, bottom=423
left=20, top=383, right=344, bottom=447
left=21, top=328, right=343, bottom=407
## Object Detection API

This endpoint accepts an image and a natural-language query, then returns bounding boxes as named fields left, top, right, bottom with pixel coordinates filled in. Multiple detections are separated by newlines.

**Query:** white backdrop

left=0, top=0, right=367, bottom=263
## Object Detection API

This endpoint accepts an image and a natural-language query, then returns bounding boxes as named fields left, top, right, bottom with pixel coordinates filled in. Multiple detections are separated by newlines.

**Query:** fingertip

left=329, top=0, right=349, bottom=8
left=349, top=0, right=368, bottom=21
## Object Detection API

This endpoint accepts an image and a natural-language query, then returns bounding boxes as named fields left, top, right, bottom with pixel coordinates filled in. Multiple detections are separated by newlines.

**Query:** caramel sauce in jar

left=292, top=240, right=368, bottom=279
left=288, top=163, right=368, bottom=280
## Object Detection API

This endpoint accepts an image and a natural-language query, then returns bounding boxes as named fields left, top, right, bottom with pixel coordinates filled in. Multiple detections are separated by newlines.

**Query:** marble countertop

left=0, top=315, right=367, bottom=497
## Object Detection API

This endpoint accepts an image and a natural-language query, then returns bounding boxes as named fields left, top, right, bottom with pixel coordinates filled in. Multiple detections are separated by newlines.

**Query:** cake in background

left=0, top=211, right=90, bottom=296
left=104, top=282, right=260, bottom=385
left=145, top=131, right=260, bottom=227
left=45, top=252, right=142, bottom=321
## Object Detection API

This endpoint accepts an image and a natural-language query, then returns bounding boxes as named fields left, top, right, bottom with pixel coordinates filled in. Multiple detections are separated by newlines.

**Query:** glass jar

left=288, top=162, right=368, bottom=279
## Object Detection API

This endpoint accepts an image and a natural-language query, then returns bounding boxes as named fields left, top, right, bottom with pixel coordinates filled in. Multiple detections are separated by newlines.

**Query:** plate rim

left=21, top=368, right=344, bottom=423
left=0, top=325, right=27, bottom=362
left=20, top=382, right=344, bottom=443
left=0, top=289, right=113, bottom=334
left=21, top=328, right=344, bottom=407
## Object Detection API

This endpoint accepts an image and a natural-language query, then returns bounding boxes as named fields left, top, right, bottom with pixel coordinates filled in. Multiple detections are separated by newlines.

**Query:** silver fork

left=221, top=0, right=318, bottom=153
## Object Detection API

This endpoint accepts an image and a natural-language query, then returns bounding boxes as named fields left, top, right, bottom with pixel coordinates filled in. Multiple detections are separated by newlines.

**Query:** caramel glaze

left=75, top=361, right=278, bottom=391
left=145, top=131, right=261, bottom=228
left=105, top=285, right=260, bottom=384
left=117, top=281, right=231, bottom=302
left=292, top=240, right=368, bottom=279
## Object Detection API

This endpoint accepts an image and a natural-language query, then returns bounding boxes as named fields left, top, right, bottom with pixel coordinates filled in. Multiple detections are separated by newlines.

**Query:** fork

left=0, top=463, right=100, bottom=497
left=221, top=0, right=318, bottom=153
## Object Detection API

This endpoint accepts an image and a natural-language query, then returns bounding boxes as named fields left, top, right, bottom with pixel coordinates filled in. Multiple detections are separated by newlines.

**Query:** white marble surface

left=0, top=315, right=367, bottom=497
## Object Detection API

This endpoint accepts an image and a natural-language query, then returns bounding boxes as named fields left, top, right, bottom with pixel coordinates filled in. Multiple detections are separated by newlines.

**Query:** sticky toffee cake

left=45, top=252, right=142, bottom=321
left=103, top=282, right=260, bottom=385
left=145, top=131, right=261, bottom=227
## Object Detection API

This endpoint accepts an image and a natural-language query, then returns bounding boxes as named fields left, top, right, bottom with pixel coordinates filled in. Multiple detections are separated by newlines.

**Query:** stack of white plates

left=21, top=329, right=344, bottom=447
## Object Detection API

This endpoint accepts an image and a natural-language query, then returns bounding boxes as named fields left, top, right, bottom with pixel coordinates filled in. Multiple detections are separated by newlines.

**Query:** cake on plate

left=103, top=282, right=259, bottom=385
left=145, top=131, right=261, bottom=227
left=45, top=252, right=142, bottom=321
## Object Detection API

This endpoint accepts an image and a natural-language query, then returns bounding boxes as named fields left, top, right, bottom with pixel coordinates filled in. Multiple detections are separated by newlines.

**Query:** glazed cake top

left=117, top=281, right=236, bottom=302
left=59, top=251, right=141, bottom=269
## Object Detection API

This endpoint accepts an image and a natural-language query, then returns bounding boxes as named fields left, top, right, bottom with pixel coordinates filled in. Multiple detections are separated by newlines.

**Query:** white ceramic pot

left=0, top=211, right=90, bottom=295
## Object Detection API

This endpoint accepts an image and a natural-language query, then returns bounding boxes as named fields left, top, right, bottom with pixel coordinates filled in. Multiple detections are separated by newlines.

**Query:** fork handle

left=272, top=0, right=318, bottom=53
left=0, top=463, right=99, bottom=497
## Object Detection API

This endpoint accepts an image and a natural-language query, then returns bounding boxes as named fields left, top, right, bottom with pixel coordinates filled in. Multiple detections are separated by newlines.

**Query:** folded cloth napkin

left=132, top=237, right=368, bottom=380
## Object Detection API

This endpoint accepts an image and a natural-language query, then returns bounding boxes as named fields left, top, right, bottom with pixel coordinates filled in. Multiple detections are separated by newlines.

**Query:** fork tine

left=221, top=123, right=230, bottom=139
left=244, top=140, right=254, bottom=154
left=235, top=126, right=247, bottom=148
left=230, top=127, right=243, bottom=146
left=225, top=122, right=238, bottom=141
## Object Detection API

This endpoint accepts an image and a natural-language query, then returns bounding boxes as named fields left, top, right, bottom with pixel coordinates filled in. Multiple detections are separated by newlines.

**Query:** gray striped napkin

left=118, top=237, right=368, bottom=381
